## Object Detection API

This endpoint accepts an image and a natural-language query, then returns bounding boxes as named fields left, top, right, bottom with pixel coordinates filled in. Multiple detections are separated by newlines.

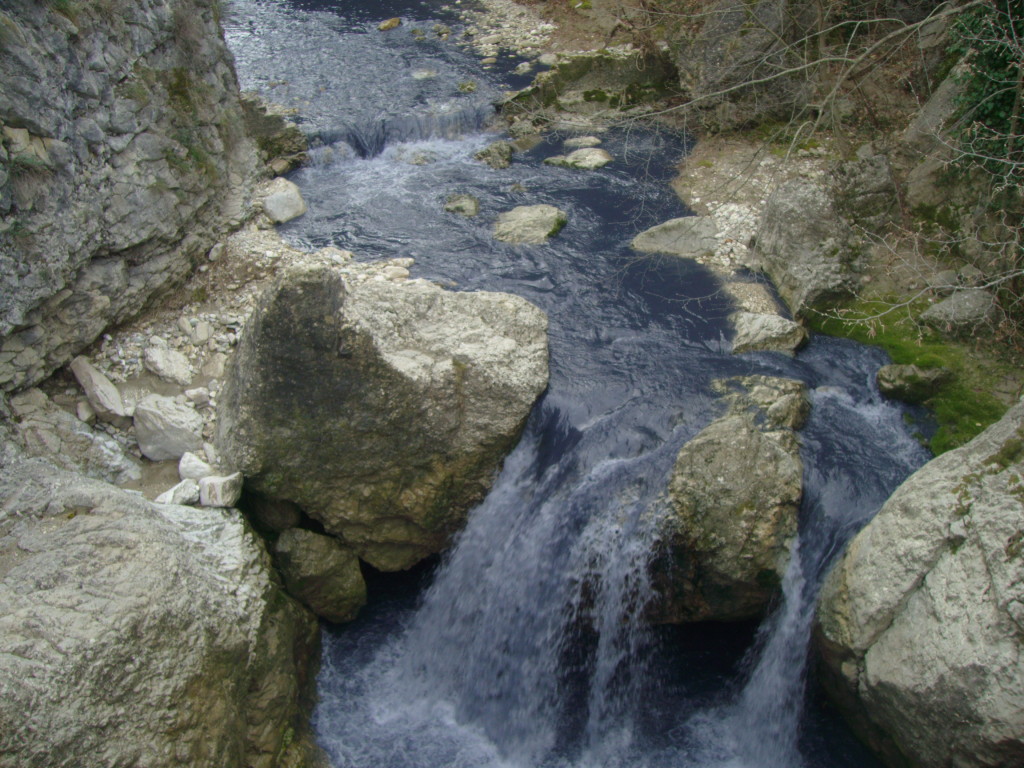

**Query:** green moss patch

left=810, top=299, right=1010, bottom=455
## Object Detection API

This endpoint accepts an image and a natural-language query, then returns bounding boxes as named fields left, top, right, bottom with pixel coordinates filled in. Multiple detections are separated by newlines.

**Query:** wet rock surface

left=493, top=204, right=568, bottom=244
left=655, top=376, right=807, bottom=622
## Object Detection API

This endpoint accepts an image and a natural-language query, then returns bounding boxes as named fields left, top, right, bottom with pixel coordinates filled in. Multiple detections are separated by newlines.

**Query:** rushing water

left=224, top=2, right=930, bottom=766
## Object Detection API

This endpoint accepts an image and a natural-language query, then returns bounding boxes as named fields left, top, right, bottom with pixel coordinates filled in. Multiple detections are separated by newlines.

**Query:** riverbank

left=468, top=0, right=1024, bottom=453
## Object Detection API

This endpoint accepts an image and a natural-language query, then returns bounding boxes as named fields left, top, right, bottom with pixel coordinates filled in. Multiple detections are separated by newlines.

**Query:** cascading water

left=224, top=2, right=931, bottom=766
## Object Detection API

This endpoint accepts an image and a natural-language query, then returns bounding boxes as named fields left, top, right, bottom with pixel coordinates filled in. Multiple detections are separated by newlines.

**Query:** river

left=223, top=2, right=930, bottom=766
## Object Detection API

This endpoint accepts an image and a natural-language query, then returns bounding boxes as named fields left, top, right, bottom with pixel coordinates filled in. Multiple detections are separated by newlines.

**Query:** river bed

left=223, top=2, right=929, bottom=766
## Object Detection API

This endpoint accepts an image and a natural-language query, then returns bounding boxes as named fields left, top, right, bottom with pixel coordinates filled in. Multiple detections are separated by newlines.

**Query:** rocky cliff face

left=816, top=400, right=1024, bottom=768
left=0, top=0, right=260, bottom=392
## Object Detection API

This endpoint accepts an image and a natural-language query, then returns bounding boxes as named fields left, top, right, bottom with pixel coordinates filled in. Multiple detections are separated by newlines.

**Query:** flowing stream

left=224, top=2, right=931, bottom=766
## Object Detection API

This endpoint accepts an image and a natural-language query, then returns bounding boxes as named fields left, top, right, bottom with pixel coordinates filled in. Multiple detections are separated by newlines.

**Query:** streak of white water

left=224, top=3, right=931, bottom=766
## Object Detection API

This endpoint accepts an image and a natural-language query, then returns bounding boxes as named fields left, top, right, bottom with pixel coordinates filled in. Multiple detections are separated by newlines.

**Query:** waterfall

left=224, top=3, right=931, bottom=766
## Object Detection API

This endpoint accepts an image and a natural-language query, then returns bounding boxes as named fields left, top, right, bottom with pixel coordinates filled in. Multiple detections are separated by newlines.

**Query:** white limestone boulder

left=133, top=394, right=203, bottom=461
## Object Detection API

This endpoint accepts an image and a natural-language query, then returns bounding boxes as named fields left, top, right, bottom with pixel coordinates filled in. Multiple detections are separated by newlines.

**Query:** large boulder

left=816, top=400, right=1024, bottom=768
left=920, top=288, right=998, bottom=336
left=0, top=454, right=319, bottom=768
left=654, top=376, right=806, bottom=622
left=731, top=311, right=808, bottom=355
left=216, top=265, right=548, bottom=572
left=754, top=178, right=861, bottom=316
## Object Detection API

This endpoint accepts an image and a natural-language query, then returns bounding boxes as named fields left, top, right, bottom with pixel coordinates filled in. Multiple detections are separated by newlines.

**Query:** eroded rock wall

left=0, top=0, right=260, bottom=391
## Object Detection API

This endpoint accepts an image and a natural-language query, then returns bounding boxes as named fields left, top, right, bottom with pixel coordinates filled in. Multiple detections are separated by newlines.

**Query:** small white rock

left=262, top=178, right=308, bottom=224
left=184, top=387, right=211, bottom=406
left=144, top=345, right=192, bottom=386
left=179, top=451, right=215, bottom=481
left=155, top=478, right=200, bottom=506
left=199, top=472, right=244, bottom=508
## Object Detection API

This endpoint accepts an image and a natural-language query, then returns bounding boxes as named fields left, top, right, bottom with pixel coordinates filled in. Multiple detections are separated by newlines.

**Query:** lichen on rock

left=653, top=375, right=807, bottom=622
left=817, top=399, right=1024, bottom=768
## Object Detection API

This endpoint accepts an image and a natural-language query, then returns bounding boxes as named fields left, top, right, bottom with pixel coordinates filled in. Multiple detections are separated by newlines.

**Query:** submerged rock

left=544, top=148, right=613, bottom=170
left=655, top=376, right=806, bottom=622
left=631, top=216, right=722, bottom=261
left=216, top=264, right=548, bottom=571
left=817, top=399, right=1024, bottom=768
left=474, top=140, right=515, bottom=169
left=0, top=456, right=318, bottom=768
left=444, top=193, right=480, bottom=217
left=493, top=204, right=568, bottom=244
left=876, top=363, right=951, bottom=404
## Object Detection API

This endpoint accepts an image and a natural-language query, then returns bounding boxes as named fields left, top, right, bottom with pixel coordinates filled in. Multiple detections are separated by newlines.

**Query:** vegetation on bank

left=809, top=302, right=1010, bottom=455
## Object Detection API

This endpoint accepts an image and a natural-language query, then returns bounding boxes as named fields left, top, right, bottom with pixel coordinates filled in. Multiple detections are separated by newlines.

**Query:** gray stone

left=0, top=456, right=318, bottom=768
left=544, top=148, right=613, bottom=170
left=155, top=478, right=201, bottom=505
left=654, top=376, right=806, bottom=622
left=185, top=387, right=211, bottom=406
left=444, top=194, right=480, bottom=217
left=671, top=0, right=814, bottom=131
left=920, top=289, right=998, bottom=335
left=494, top=205, right=568, bottom=244
left=261, top=177, right=308, bottom=224
left=0, top=1, right=261, bottom=392
left=474, top=141, right=514, bottom=169
left=133, top=394, right=204, bottom=462
left=731, top=312, right=808, bottom=355
left=755, top=179, right=860, bottom=316
left=179, top=451, right=215, bottom=481
left=927, top=269, right=959, bottom=295
left=817, top=400, right=1024, bottom=768
left=9, top=388, right=141, bottom=486
left=199, top=473, right=244, bottom=508
left=876, top=364, right=951, bottom=404
left=192, top=320, right=214, bottom=344
left=958, top=263, right=985, bottom=287
left=69, top=355, right=129, bottom=426
left=216, top=265, right=548, bottom=571
left=830, top=154, right=897, bottom=228
left=143, top=344, right=193, bottom=386
left=563, top=136, right=602, bottom=149
left=273, top=529, right=367, bottom=624
left=631, top=217, right=722, bottom=260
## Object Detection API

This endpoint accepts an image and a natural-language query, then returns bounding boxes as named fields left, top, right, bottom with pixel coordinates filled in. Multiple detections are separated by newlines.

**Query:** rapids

left=223, top=2, right=930, bottom=766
